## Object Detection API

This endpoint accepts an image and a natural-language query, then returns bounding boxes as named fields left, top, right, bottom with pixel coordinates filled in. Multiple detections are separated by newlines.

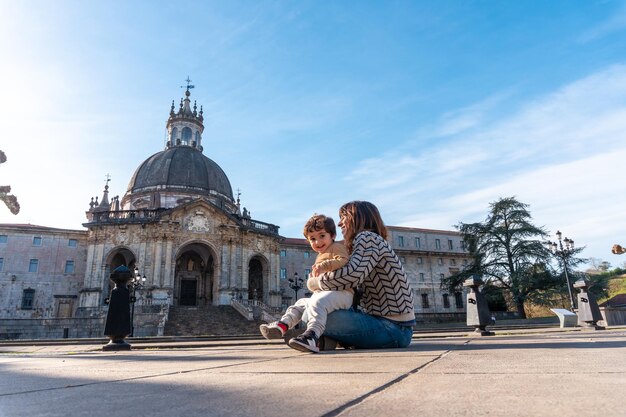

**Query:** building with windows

left=0, top=87, right=468, bottom=339
left=0, top=224, right=89, bottom=338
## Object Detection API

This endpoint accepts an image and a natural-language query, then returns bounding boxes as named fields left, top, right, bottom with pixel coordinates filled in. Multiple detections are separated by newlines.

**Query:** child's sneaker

left=259, top=321, right=287, bottom=339
left=288, top=330, right=320, bottom=353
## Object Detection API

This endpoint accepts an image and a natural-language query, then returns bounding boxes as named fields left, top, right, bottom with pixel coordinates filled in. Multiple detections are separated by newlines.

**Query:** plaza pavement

left=0, top=327, right=624, bottom=417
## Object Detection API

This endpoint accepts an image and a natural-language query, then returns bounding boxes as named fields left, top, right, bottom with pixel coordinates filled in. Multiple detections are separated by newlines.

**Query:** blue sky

left=1, top=0, right=626, bottom=266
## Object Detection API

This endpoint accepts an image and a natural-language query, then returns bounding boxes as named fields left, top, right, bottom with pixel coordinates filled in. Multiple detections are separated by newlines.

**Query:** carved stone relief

left=185, top=211, right=212, bottom=233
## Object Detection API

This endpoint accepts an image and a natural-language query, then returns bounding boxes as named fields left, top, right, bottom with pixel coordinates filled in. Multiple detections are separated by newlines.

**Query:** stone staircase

left=163, top=305, right=265, bottom=336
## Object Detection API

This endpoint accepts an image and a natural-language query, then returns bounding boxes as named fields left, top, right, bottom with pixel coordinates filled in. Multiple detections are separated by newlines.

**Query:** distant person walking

left=308, top=201, right=415, bottom=350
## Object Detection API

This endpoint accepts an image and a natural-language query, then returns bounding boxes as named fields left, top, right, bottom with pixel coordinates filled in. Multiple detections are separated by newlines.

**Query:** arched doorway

left=104, top=247, right=137, bottom=304
left=248, top=257, right=264, bottom=300
left=175, top=242, right=215, bottom=306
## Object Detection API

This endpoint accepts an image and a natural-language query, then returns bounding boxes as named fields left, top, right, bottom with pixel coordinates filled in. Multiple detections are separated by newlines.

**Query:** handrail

left=230, top=299, right=253, bottom=320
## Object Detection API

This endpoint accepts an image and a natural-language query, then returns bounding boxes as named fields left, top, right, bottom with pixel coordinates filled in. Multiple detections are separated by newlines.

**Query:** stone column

left=84, top=244, right=95, bottom=287
left=164, top=239, right=173, bottom=288
left=153, top=239, right=163, bottom=287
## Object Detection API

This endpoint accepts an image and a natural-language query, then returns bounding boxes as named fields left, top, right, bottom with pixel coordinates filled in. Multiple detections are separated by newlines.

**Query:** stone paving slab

left=0, top=330, right=624, bottom=417
left=340, top=331, right=626, bottom=417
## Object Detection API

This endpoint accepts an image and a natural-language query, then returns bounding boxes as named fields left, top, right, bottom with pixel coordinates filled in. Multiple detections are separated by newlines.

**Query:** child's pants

left=280, top=290, right=353, bottom=337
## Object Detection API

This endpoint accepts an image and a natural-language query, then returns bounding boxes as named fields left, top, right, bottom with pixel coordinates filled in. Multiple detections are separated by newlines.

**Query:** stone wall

left=0, top=317, right=105, bottom=340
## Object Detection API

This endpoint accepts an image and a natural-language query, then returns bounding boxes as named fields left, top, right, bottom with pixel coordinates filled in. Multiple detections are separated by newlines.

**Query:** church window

left=419, top=273, right=425, bottom=282
left=68, top=239, right=77, bottom=247
left=280, top=250, right=286, bottom=257
left=21, top=289, right=35, bottom=309
left=421, top=293, right=430, bottom=309
left=33, top=236, right=42, bottom=246
left=280, top=268, right=287, bottom=280
left=398, top=236, right=404, bottom=247
left=182, top=127, right=192, bottom=144
left=65, top=260, right=75, bottom=274
left=195, top=131, right=201, bottom=144
left=303, top=251, right=310, bottom=259
left=435, top=239, right=441, bottom=250
left=448, top=239, right=454, bottom=250
left=171, top=127, right=178, bottom=142
left=414, top=237, right=421, bottom=248
left=29, top=259, right=39, bottom=272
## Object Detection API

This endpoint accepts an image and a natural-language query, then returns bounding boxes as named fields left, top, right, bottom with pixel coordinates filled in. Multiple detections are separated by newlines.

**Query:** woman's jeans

left=318, top=309, right=413, bottom=349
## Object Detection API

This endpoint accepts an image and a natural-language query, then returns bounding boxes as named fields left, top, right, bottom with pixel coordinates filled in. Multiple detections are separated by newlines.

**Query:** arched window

left=182, top=127, right=192, bottom=144
left=170, top=127, right=178, bottom=143
left=195, top=131, right=201, bottom=145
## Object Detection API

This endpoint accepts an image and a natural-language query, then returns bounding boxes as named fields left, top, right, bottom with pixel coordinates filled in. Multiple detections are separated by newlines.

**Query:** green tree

left=0, top=150, right=20, bottom=214
left=442, top=197, right=554, bottom=318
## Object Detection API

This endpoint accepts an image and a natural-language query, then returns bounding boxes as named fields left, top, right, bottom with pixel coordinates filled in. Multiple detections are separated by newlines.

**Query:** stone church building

left=0, top=88, right=470, bottom=339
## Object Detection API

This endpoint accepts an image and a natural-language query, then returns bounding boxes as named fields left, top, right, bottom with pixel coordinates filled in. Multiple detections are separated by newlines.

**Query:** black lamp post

left=546, top=231, right=576, bottom=311
left=288, top=272, right=304, bottom=300
left=129, top=266, right=147, bottom=337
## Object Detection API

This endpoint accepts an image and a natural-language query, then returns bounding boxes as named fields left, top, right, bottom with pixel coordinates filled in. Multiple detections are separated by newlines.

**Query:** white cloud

left=578, top=2, right=626, bottom=43
left=432, top=92, right=510, bottom=138
left=342, top=64, right=626, bottom=261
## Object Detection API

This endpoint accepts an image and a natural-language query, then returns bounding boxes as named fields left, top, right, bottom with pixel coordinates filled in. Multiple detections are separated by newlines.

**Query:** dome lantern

left=120, top=81, right=236, bottom=213
left=166, top=77, right=204, bottom=151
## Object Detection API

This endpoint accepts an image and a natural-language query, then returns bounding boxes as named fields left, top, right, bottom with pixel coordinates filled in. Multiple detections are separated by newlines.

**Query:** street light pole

left=288, top=272, right=304, bottom=301
left=130, top=266, right=147, bottom=337
left=546, top=231, right=576, bottom=312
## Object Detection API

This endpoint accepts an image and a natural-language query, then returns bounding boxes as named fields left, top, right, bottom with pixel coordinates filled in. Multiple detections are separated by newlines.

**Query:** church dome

left=126, top=146, right=234, bottom=201
left=120, top=82, right=237, bottom=212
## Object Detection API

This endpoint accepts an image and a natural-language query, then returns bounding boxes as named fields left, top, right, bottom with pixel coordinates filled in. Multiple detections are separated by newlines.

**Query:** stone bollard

left=102, top=266, right=133, bottom=351
left=573, top=279, right=605, bottom=330
left=464, top=277, right=495, bottom=336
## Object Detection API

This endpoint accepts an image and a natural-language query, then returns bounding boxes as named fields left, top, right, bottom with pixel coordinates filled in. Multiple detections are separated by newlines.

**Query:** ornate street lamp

left=288, top=272, right=304, bottom=301
left=129, top=266, right=147, bottom=337
left=546, top=231, right=576, bottom=311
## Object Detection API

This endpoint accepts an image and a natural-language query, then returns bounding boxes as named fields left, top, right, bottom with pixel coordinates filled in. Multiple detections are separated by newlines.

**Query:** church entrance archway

left=104, top=247, right=137, bottom=304
left=175, top=242, right=215, bottom=306
left=248, top=257, right=265, bottom=300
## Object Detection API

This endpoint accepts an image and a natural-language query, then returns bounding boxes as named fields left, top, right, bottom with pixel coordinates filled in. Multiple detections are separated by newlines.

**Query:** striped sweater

left=312, top=231, right=415, bottom=322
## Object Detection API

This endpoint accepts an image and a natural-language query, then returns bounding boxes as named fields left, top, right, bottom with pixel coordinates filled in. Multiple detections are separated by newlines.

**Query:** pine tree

left=442, top=197, right=553, bottom=318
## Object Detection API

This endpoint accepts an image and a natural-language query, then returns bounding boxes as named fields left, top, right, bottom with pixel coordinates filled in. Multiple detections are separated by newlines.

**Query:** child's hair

left=339, top=201, right=387, bottom=252
left=303, top=214, right=336, bottom=238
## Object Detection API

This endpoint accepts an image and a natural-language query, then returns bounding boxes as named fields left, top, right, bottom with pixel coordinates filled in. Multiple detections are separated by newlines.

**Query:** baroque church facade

left=0, top=87, right=470, bottom=339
